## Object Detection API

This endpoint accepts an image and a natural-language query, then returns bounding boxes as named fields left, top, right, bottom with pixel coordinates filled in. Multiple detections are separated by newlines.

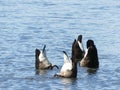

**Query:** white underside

left=39, top=51, right=51, bottom=65
left=78, top=41, right=84, bottom=51
left=60, top=53, right=72, bottom=72
left=80, top=48, right=88, bottom=66
left=84, top=49, right=88, bottom=58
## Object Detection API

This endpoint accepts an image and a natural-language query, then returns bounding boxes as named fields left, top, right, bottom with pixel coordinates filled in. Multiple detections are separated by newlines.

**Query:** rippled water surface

left=0, top=0, right=120, bottom=90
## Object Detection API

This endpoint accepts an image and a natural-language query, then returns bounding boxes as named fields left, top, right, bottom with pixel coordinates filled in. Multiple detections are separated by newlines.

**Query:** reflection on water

left=35, top=69, right=48, bottom=75
left=60, top=78, right=77, bottom=85
left=86, top=68, right=98, bottom=75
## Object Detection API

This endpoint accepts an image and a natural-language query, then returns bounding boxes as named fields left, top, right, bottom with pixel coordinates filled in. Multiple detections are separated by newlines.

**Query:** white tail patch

left=80, top=49, right=88, bottom=66
left=84, top=49, right=88, bottom=58
left=78, top=41, right=84, bottom=51
left=39, top=51, right=45, bottom=61
left=39, top=51, right=50, bottom=64
left=61, top=52, right=72, bottom=72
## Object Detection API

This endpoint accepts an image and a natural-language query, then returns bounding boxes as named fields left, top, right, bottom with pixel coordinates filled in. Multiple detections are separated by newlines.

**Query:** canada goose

left=35, top=45, right=59, bottom=69
left=72, top=35, right=85, bottom=62
left=54, top=51, right=77, bottom=78
left=80, top=40, right=99, bottom=68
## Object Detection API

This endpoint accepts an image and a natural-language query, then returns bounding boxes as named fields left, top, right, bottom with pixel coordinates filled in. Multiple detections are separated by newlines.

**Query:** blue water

left=0, top=0, right=120, bottom=90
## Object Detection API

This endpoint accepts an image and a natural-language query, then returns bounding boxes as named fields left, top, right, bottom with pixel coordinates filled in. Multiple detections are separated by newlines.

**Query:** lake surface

left=0, top=0, right=120, bottom=90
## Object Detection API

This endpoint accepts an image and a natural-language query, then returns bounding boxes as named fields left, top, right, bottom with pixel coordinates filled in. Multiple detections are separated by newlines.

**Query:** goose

left=80, top=40, right=99, bottom=68
left=35, top=45, right=59, bottom=69
left=54, top=51, right=77, bottom=78
left=72, top=35, right=85, bottom=62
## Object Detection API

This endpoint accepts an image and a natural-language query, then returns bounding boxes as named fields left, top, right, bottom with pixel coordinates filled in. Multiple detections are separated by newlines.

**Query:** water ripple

left=0, top=0, right=120, bottom=90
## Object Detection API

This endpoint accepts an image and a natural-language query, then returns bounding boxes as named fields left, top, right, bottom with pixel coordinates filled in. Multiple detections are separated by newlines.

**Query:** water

left=0, top=0, right=120, bottom=89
